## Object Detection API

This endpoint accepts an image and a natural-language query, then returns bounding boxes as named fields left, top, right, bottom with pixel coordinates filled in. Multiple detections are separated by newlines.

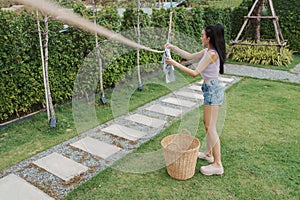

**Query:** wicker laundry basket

left=161, top=133, right=200, bottom=180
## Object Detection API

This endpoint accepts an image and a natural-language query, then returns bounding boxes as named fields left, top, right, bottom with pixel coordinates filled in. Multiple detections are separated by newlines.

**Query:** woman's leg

left=203, top=105, right=222, bottom=167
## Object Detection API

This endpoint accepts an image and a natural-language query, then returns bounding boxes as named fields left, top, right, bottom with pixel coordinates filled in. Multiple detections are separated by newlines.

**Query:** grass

left=63, top=78, right=300, bottom=200
left=227, top=54, right=300, bottom=71
left=0, top=71, right=198, bottom=171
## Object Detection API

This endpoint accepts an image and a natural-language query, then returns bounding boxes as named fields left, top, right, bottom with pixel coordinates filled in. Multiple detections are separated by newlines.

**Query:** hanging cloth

left=162, top=48, right=175, bottom=83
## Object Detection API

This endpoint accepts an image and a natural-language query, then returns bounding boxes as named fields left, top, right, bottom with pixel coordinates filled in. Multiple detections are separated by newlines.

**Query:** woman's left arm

left=166, top=58, right=199, bottom=77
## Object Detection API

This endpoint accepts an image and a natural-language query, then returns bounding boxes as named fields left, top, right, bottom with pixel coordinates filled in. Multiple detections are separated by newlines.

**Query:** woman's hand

left=164, top=43, right=175, bottom=50
left=165, top=57, right=177, bottom=67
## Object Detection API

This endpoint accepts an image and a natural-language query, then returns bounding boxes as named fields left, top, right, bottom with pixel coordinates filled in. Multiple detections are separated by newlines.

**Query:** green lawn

left=64, top=78, right=300, bottom=200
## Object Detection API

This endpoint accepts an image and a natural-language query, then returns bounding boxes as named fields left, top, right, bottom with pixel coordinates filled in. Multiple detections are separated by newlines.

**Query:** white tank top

left=200, top=49, right=219, bottom=80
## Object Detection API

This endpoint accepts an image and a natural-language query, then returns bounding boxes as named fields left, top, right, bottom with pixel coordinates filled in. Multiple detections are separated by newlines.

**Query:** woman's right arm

left=165, top=44, right=205, bottom=60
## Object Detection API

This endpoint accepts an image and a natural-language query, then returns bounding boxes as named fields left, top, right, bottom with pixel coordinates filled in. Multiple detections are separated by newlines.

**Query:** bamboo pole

left=44, top=16, right=56, bottom=127
left=137, top=0, right=142, bottom=91
left=36, top=10, right=50, bottom=120
left=92, top=0, right=106, bottom=103
left=167, top=0, right=173, bottom=43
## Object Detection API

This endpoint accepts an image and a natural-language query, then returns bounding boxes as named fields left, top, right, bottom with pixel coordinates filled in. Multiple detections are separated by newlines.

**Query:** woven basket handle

left=166, top=142, right=180, bottom=151
left=180, top=128, right=191, bottom=135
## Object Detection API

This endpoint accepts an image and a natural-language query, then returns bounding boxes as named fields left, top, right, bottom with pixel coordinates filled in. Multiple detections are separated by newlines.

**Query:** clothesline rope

left=12, top=0, right=164, bottom=54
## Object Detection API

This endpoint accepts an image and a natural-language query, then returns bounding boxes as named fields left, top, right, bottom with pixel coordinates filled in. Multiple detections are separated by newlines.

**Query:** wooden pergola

left=227, top=0, right=287, bottom=57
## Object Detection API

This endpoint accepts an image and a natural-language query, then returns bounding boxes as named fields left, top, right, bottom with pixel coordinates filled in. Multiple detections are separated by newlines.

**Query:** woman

left=165, top=24, right=226, bottom=176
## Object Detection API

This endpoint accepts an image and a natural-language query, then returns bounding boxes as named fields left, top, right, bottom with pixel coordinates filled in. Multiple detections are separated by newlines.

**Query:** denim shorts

left=201, top=79, right=224, bottom=106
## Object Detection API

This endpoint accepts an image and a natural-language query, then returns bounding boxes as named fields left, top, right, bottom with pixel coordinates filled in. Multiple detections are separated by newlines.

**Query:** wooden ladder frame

left=227, top=0, right=287, bottom=58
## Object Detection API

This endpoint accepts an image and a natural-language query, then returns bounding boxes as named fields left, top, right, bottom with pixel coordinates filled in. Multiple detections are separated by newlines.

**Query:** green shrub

left=230, top=41, right=294, bottom=66
left=0, top=10, right=43, bottom=122
left=203, top=7, right=232, bottom=42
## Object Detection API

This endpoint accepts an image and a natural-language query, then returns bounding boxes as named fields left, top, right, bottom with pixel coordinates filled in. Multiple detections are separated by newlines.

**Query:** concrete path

left=225, top=64, right=300, bottom=83
left=0, top=64, right=299, bottom=200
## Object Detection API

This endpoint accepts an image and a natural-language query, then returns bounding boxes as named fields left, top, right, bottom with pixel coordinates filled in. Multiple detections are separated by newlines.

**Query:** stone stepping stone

left=125, top=113, right=165, bottom=128
left=70, top=136, right=121, bottom=159
left=162, top=97, right=196, bottom=108
left=145, top=104, right=182, bottom=117
left=33, top=153, right=88, bottom=182
left=188, top=85, right=202, bottom=92
left=0, top=174, right=54, bottom=200
left=219, top=77, right=234, bottom=83
left=102, top=124, right=147, bottom=141
left=175, top=91, right=204, bottom=100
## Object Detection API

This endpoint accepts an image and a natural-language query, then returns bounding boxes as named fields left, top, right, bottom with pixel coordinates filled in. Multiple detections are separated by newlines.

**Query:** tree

left=251, top=0, right=267, bottom=42
left=92, top=0, right=107, bottom=104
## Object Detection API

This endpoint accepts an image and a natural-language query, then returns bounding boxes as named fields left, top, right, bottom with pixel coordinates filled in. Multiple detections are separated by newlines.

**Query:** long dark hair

left=205, top=24, right=226, bottom=74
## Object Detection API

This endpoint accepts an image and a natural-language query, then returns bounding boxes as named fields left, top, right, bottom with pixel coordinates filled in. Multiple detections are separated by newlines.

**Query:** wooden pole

left=268, top=0, right=280, bottom=44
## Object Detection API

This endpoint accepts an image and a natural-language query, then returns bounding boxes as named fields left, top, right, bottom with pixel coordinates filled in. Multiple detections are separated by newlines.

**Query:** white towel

left=162, top=49, right=175, bottom=83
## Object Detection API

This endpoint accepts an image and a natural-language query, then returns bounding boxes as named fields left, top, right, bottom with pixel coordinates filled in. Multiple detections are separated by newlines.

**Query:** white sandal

left=198, top=152, right=214, bottom=163
left=200, top=164, right=224, bottom=176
